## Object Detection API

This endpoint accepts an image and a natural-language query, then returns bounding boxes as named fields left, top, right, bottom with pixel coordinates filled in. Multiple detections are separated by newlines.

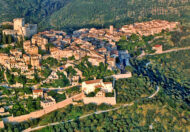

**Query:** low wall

left=2, top=93, right=83, bottom=125
left=83, top=97, right=116, bottom=105
left=113, top=72, right=132, bottom=80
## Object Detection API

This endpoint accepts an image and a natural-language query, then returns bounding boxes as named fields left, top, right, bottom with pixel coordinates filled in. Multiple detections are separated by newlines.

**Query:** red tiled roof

left=95, top=85, right=103, bottom=88
left=104, top=82, right=112, bottom=84
left=154, top=45, right=162, bottom=47
left=33, top=89, right=43, bottom=93
left=85, top=79, right=102, bottom=84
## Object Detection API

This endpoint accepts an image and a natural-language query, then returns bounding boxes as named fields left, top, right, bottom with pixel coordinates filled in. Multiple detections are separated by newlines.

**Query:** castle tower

left=13, top=18, right=25, bottom=31
left=110, top=25, right=114, bottom=34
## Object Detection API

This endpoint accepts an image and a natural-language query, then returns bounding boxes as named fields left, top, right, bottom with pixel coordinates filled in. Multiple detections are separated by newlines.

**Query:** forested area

left=115, top=75, right=155, bottom=103
left=42, top=0, right=190, bottom=31
left=0, top=87, right=41, bottom=117
left=0, top=0, right=190, bottom=32
left=75, top=59, right=114, bottom=80
left=37, top=94, right=190, bottom=132
left=0, top=0, right=70, bottom=24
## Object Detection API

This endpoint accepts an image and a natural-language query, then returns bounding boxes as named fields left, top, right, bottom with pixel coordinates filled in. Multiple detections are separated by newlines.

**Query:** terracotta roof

left=104, top=82, right=112, bottom=84
left=95, top=85, right=103, bottom=88
left=85, top=79, right=102, bottom=84
left=33, top=89, right=43, bottom=93
left=154, top=45, right=162, bottom=47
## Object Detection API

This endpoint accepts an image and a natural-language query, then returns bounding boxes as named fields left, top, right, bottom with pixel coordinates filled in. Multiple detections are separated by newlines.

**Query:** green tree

left=2, top=33, right=7, bottom=44
left=7, top=35, right=12, bottom=44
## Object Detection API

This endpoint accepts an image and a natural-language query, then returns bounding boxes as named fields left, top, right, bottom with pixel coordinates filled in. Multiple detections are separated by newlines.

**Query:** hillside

left=40, top=0, right=190, bottom=31
left=0, top=0, right=190, bottom=31
left=0, top=0, right=70, bottom=24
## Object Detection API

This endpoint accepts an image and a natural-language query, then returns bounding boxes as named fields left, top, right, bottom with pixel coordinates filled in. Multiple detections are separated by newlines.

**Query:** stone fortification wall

left=113, top=72, right=132, bottom=80
left=83, top=97, right=116, bottom=105
left=2, top=93, right=83, bottom=125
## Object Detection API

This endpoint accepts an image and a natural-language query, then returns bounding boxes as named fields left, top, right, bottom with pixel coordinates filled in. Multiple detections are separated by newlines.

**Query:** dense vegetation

left=41, top=71, right=70, bottom=88
left=0, top=0, right=70, bottom=25
left=75, top=59, right=114, bottom=80
left=115, top=74, right=155, bottom=103
left=37, top=93, right=190, bottom=131
left=43, top=0, right=190, bottom=31
left=0, top=0, right=190, bottom=32
left=0, top=86, right=41, bottom=117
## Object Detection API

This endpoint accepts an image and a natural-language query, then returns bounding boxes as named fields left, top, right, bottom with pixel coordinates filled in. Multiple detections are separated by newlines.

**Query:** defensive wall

left=112, top=72, right=132, bottom=80
left=83, top=97, right=116, bottom=105
left=83, top=90, right=117, bottom=105
left=0, top=93, right=84, bottom=128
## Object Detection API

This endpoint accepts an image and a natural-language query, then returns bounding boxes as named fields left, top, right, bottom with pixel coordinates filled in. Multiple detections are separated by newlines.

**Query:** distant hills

left=0, top=0, right=190, bottom=32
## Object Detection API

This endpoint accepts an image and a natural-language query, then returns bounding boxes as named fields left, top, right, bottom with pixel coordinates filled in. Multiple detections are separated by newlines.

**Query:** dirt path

left=149, top=46, right=190, bottom=56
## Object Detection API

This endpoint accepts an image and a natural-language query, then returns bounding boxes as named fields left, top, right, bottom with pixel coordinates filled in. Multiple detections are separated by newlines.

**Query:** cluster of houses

left=121, top=20, right=179, bottom=36
left=0, top=41, right=43, bottom=80
left=0, top=18, right=179, bottom=87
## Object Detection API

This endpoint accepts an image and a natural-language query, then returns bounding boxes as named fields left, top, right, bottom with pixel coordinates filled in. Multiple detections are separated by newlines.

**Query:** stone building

left=152, top=45, right=163, bottom=53
left=10, top=49, right=22, bottom=57
left=13, top=18, right=37, bottom=38
left=32, top=35, right=48, bottom=50
left=40, top=96, right=56, bottom=109
left=2, top=29, right=17, bottom=36
left=82, top=79, right=113, bottom=94
left=31, top=55, right=41, bottom=69
left=33, top=89, right=43, bottom=98
left=23, top=40, right=39, bottom=55
left=23, top=54, right=31, bottom=65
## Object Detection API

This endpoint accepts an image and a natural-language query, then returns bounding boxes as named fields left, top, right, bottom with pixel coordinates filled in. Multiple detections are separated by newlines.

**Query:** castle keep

left=3, top=18, right=37, bottom=38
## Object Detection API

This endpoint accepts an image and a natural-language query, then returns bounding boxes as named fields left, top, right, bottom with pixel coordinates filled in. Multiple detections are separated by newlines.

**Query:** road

left=23, top=86, right=160, bottom=132
left=148, top=86, right=160, bottom=99
left=149, top=46, right=190, bottom=56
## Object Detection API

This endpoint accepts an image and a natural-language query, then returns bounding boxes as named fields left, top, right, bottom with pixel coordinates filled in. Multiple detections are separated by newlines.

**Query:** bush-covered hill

left=40, top=0, right=190, bottom=31
left=0, top=0, right=70, bottom=24
left=0, top=0, right=190, bottom=31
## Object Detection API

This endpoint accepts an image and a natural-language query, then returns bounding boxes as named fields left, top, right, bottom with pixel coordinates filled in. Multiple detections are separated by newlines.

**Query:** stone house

left=33, top=89, right=43, bottom=99
left=32, top=35, right=48, bottom=50
left=82, top=79, right=113, bottom=94
left=152, top=45, right=163, bottom=53
left=40, top=96, right=56, bottom=109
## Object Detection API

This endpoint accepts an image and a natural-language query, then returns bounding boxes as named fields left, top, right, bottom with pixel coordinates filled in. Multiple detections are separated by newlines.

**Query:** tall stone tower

left=110, top=25, right=114, bottom=34
left=13, top=18, right=25, bottom=31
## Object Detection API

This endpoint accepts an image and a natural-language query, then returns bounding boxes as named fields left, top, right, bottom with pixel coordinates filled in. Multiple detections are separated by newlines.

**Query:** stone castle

left=3, top=18, right=37, bottom=38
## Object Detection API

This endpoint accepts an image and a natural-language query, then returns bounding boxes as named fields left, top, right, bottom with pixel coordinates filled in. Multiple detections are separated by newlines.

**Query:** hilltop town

left=0, top=18, right=180, bottom=129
